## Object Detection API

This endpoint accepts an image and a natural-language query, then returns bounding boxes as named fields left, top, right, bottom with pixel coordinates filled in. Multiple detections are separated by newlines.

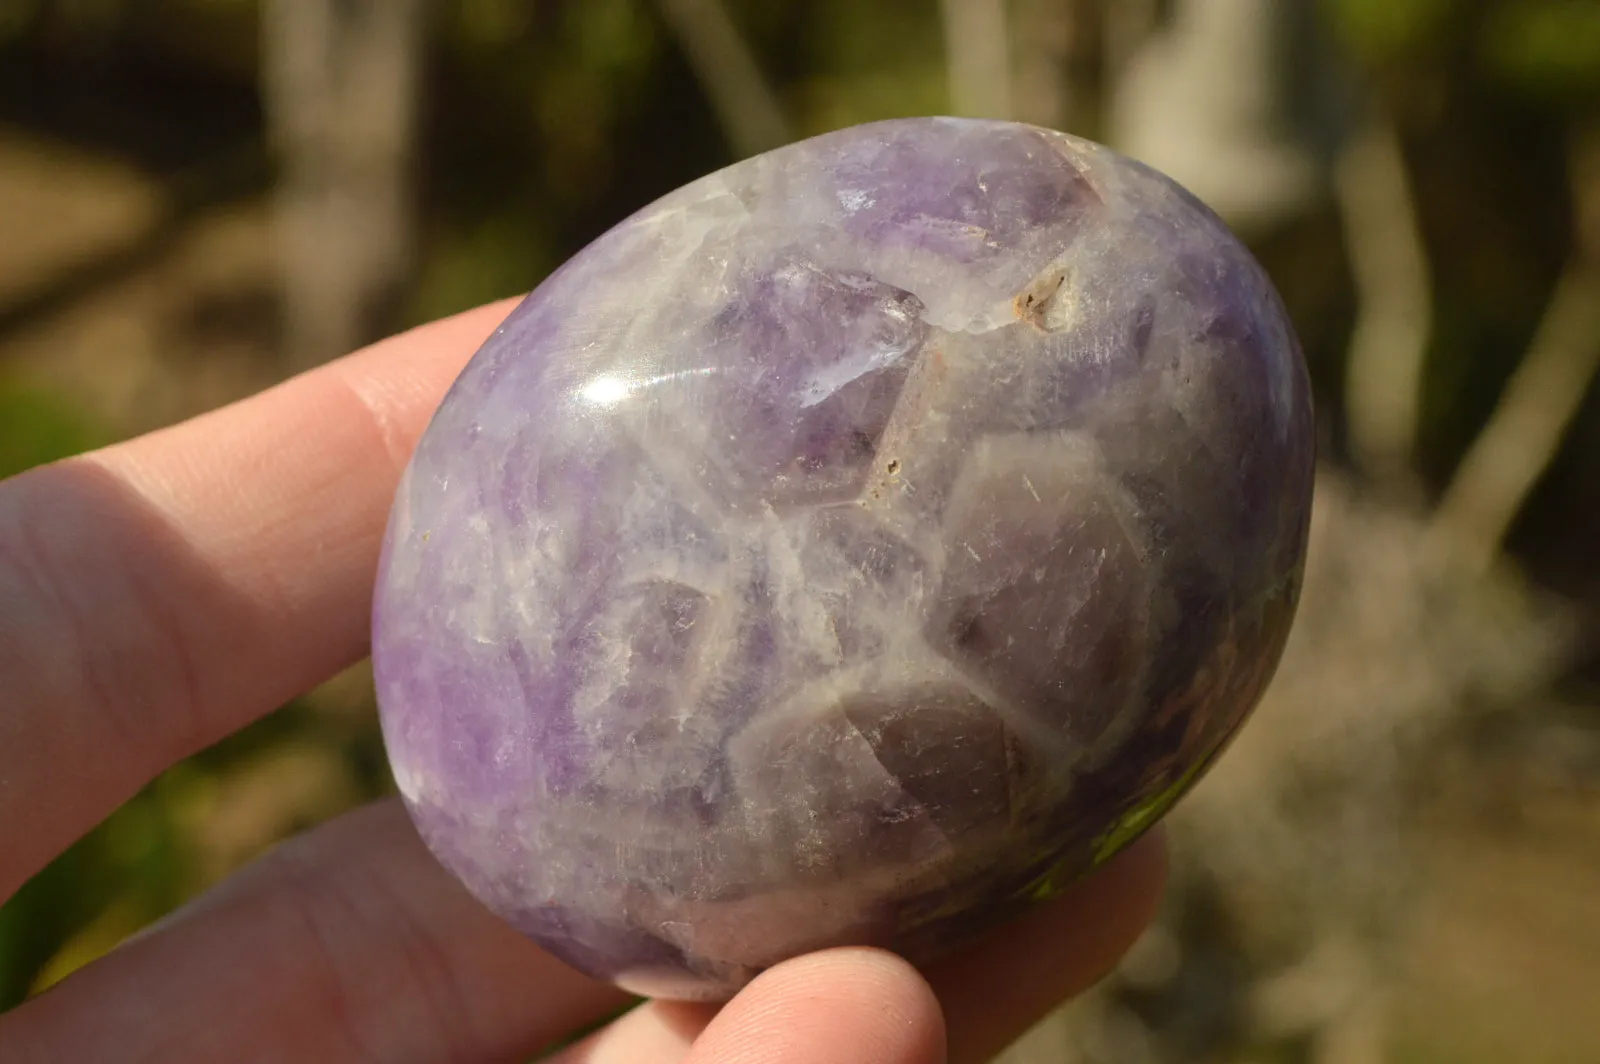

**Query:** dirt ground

left=4, top=124, right=1599, bottom=1062
left=1391, top=760, right=1600, bottom=1064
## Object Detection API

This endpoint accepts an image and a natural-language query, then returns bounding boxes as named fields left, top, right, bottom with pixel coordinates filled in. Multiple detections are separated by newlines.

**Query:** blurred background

left=0, top=1, right=1597, bottom=1061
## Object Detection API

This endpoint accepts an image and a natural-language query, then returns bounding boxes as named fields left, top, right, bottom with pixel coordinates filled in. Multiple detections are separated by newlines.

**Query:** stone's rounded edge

left=370, top=115, right=1318, bottom=1002
left=614, top=967, right=743, bottom=1003
left=371, top=459, right=429, bottom=808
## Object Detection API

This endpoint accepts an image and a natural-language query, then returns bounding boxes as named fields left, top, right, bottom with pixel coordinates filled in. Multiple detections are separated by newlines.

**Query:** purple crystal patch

left=372, top=117, right=1315, bottom=1000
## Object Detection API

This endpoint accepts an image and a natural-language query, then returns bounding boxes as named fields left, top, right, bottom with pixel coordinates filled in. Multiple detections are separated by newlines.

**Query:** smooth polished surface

left=373, top=117, right=1315, bottom=1000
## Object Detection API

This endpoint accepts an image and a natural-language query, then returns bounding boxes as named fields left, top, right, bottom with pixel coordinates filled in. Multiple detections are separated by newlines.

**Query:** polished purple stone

left=372, top=117, right=1315, bottom=1000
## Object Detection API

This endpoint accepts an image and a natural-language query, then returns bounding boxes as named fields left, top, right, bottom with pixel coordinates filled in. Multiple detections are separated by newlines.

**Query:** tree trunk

left=261, top=0, right=427, bottom=371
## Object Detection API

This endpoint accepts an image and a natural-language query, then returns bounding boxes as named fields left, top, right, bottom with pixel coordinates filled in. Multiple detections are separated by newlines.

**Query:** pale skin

left=0, top=300, right=1168, bottom=1063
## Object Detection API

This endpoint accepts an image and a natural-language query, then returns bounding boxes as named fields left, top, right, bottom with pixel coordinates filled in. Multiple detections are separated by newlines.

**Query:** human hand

left=0, top=301, right=1167, bottom=1063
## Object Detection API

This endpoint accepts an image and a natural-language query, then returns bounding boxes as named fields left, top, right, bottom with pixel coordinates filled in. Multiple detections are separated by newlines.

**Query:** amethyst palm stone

left=373, top=117, right=1315, bottom=1000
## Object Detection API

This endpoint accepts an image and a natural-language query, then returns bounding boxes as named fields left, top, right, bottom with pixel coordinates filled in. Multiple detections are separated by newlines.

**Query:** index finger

left=0, top=299, right=518, bottom=901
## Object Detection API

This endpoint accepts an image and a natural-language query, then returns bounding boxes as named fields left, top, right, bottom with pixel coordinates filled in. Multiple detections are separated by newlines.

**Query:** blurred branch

left=1430, top=132, right=1600, bottom=575
left=1429, top=261, right=1600, bottom=575
left=655, top=0, right=791, bottom=157
left=1103, top=0, right=1160, bottom=81
left=1109, top=0, right=1328, bottom=232
left=1338, top=115, right=1432, bottom=488
left=1011, top=0, right=1109, bottom=136
left=262, top=0, right=426, bottom=371
left=939, top=0, right=1013, bottom=120
left=1009, top=0, right=1071, bottom=129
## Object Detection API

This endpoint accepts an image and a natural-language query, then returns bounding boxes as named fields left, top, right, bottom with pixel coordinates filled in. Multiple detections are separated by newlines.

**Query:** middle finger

left=0, top=800, right=629, bottom=1064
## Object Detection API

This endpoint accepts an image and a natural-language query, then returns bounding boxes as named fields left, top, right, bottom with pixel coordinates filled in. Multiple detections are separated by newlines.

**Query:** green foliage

left=795, top=0, right=950, bottom=130
left=0, top=380, right=103, bottom=479
left=409, top=215, right=555, bottom=326
left=0, top=0, right=37, bottom=42
left=0, top=775, right=194, bottom=1007
left=1326, top=0, right=1600, bottom=102
left=1482, top=0, right=1600, bottom=101
left=1324, top=0, right=1462, bottom=58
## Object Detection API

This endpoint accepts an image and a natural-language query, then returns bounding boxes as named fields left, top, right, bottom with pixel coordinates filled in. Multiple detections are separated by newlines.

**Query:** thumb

left=684, top=947, right=947, bottom=1064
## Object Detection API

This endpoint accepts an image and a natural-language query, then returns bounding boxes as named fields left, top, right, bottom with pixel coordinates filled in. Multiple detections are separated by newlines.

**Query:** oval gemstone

left=372, top=117, right=1316, bottom=1001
